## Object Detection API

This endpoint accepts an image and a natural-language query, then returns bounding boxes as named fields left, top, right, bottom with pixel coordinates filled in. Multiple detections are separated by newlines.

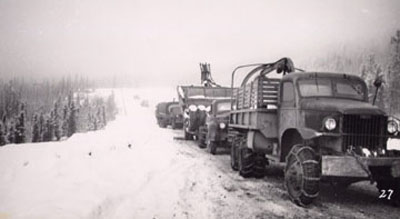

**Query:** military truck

left=177, top=63, right=234, bottom=141
left=197, top=99, right=232, bottom=154
left=155, top=101, right=183, bottom=129
left=177, top=86, right=233, bottom=140
left=228, top=57, right=400, bottom=206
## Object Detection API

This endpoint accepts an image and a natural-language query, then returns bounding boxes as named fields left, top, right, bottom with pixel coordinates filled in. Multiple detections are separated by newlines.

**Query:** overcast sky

left=0, top=0, right=399, bottom=86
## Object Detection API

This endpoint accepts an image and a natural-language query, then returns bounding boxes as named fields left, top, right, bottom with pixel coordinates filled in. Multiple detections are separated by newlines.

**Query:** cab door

left=278, top=81, right=298, bottom=158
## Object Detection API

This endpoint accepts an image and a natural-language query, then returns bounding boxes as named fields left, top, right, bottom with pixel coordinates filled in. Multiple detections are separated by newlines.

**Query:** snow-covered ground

left=1, top=88, right=400, bottom=219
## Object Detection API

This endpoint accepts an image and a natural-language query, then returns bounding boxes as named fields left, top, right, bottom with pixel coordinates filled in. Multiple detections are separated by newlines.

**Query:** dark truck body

left=198, top=99, right=232, bottom=154
left=229, top=66, right=400, bottom=206
left=177, top=86, right=233, bottom=140
left=155, top=101, right=183, bottom=129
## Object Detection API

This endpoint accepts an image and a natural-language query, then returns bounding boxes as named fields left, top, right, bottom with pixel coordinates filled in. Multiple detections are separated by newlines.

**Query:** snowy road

left=1, top=88, right=400, bottom=219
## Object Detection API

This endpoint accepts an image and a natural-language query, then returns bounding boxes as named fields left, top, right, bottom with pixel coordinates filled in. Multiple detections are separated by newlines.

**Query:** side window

left=282, top=82, right=295, bottom=102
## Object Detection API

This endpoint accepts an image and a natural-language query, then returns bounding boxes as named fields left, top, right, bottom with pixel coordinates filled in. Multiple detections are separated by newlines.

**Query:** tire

left=377, top=179, right=400, bottom=206
left=207, top=141, right=217, bottom=155
left=253, top=154, right=268, bottom=179
left=284, top=144, right=320, bottom=207
left=184, top=129, right=193, bottom=140
left=171, top=119, right=177, bottom=129
left=197, top=126, right=207, bottom=148
left=238, top=146, right=255, bottom=178
left=159, top=120, right=167, bottom=128
left=230, top=137, right=239, bottom=171
left=183, top=119, right=193, bottom=140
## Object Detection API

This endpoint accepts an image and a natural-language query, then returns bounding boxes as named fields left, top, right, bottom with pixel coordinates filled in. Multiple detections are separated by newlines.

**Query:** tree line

left=0, top=76, right=117, bottom=146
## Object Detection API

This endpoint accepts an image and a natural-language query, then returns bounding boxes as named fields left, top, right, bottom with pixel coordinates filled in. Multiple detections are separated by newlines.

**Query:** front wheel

left=284, top=144, right=320, bottom=206
left=184, top=129, right=193, bottom=140
left=207, top=141, right=217, bottom=155
left=197, top=126, right=207, bottom=148
left=171, top=119, right=177, bottom=129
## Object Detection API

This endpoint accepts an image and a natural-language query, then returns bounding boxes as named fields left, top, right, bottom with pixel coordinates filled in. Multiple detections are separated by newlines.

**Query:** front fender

left=297, top=127, right=324, bottom=140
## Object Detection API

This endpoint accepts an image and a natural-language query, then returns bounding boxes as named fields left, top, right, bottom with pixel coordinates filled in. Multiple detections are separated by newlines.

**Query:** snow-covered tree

left=388, top=30, right=400, bottom=115
left=360, top=54, right=386, bottom=110
left=0, top=121, right=7, bottom=146
left=32, top=114, right=41, bottom=143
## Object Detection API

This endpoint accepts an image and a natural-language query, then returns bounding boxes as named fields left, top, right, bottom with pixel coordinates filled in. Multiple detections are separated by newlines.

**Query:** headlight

left=324, top=117, right=336, bottom=131
left=219, top=123, right=226, bottom=129
left=188, top=105, right=197, bottom=111
left=205, top=106, right=211, bottom=112
left=198, top=105, right=206, bottom=111
left=388, top=120, right=398, bottom=134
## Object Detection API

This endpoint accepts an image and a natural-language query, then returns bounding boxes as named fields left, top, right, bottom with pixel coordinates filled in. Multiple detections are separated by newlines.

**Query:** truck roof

left=281, top=72, right=364, bottom=82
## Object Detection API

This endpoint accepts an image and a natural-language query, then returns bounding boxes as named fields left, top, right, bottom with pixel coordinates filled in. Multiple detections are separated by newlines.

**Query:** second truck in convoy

left=177, top=63, right=234, bottom=145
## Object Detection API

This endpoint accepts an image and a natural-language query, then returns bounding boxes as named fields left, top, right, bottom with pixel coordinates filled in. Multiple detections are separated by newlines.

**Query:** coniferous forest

left=0, top=76, right=117, bottom=146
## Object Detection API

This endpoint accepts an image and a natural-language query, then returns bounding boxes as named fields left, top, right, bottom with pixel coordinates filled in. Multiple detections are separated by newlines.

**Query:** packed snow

left=0, top=87, right=400, bottom=219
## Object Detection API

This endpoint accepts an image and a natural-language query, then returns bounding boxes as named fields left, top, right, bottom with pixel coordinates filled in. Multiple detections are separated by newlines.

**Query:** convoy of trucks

left=155, top=58, right=400, bottom=207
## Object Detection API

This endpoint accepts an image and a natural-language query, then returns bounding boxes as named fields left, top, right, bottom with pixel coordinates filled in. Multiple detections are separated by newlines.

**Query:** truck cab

left=155, top=101, right=181, bottom=128
left=199, top=99, right=231, bottom=154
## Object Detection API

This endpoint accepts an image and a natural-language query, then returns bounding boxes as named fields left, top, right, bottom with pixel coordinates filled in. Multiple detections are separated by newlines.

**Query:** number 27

left=379, top=189, right=394, bottom=200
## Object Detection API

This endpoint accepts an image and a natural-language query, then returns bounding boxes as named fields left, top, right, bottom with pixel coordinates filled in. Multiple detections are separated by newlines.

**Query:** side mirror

left=373, top=75, right=384, bottom=88
left=372, top=75, right=384, bottom=105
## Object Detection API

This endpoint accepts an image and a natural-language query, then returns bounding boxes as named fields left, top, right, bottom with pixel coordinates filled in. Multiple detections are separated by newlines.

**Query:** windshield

left=168, top=106, right=182, bottom=114
left=216, top=102, right=231, bottom=112
left=298, top=78, right=365, bottom=100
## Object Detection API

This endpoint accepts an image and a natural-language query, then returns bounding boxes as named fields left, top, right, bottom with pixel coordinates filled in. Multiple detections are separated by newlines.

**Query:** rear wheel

left=284, top=144, right=320, bottom=206
left=253, top=154, right=268, bottom=179
left=230, top=137, right=240, bottom=171
left=377, top=179, right=400, bottom=206
left=238, top=146, right=255, bottom=178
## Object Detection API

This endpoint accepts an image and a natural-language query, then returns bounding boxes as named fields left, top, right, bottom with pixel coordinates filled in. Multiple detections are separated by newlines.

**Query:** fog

left=0, top=0, right=399, bottom=87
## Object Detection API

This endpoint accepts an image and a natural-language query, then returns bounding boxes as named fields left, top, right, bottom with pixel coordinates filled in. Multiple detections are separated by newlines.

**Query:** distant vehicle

left=155, top=101, right=183, bottom=129
left=197, top=99, right=232, bottom=154
left=228, top=57, right=400, bottom=206
left=177, top=86, right=233, bottom=141
left=177, top=63, right=235, bottom=141
left=140, top=100, right=149, bottom=107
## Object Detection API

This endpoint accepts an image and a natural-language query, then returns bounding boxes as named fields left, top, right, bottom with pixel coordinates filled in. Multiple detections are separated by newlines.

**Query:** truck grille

left=342, top=114, right=387, bottom=150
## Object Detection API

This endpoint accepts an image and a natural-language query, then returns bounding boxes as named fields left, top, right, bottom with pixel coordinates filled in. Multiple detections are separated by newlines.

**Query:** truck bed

left=230, top=76, right=280, bottom=138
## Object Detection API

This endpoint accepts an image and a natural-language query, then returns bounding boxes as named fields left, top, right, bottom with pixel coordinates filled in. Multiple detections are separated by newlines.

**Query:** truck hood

left=299, top=98, right=385, bottom=115
left=215, top=111, right=230, bottom=118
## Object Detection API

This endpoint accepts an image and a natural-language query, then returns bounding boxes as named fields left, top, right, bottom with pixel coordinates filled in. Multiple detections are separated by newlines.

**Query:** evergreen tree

left=15, top=112, right=25, bottom=143
left=68, top=102, right=77, bottom=137
left=106, top=91, right=117, bottom=121
left=42, top=117, right=54, bottom=141
left=360, top=54, right=386, bottom=110
left=0, top=122, right=7, bottom=146
left=388, top=30, right=400, bottom=115
left=62, top=105, right=69, bottom=137
left=7, top=121, right=15, bottom=144
left=53, top=100, right=62, bottom=141
left=39, top=112, right=45, bottom=142
left=102, top=105, right=107, bottom=127
left=32, top=114, right=41, bottom=143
